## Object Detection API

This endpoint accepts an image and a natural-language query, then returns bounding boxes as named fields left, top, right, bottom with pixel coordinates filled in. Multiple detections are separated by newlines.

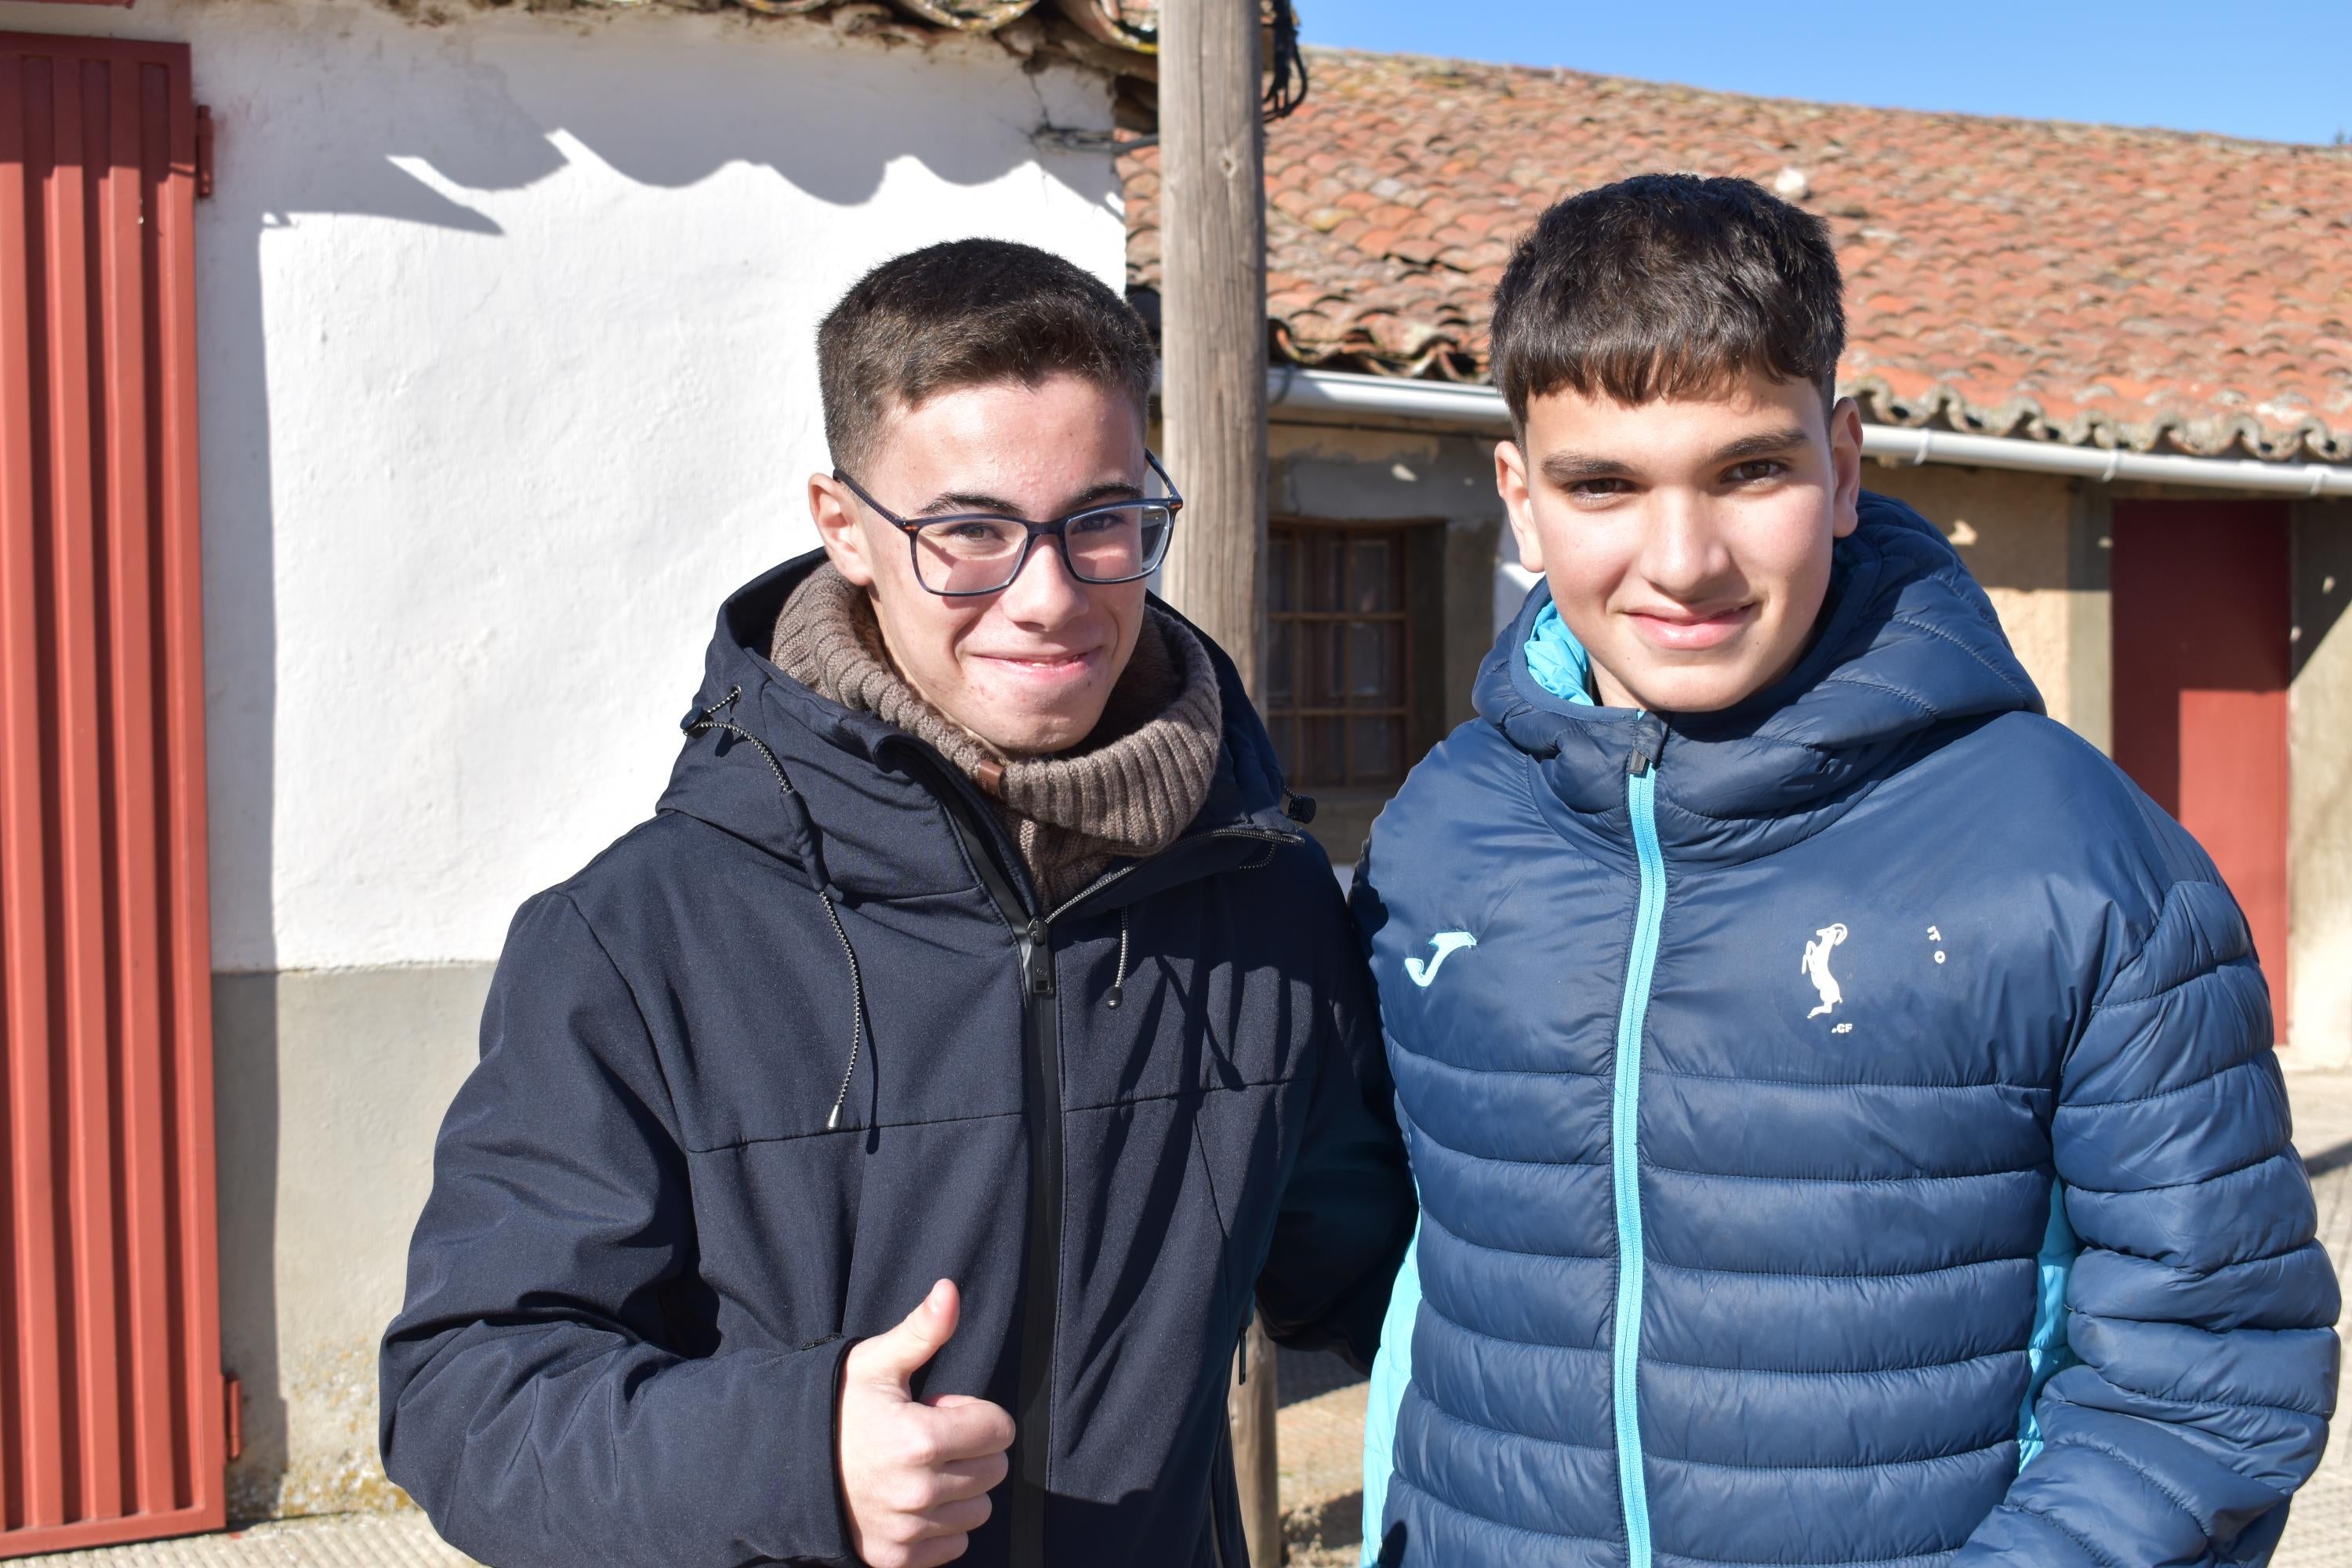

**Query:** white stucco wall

left=0, top=0, right=1123, bottom=972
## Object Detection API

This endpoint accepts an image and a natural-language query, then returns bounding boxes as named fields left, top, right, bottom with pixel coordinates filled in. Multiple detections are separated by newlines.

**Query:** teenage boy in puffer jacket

left=1356, top=173, right=2339, bottom=1567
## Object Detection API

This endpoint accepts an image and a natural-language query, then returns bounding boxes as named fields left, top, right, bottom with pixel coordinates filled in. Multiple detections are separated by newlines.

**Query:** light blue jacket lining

left=2015, top=1183, right=2079, bottom=1469
left=1359, top=1222, right=1420, bottom=1561
left=1524, top=601, right=1595, bottom=709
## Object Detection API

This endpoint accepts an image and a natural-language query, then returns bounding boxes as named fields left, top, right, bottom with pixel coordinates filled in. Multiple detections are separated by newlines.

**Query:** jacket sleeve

left=1251, top=850, right=1417, bottom=1370
left=1956, top=878, right=2341, bottom=1566
left=379, top=892, right=856, bottom=1568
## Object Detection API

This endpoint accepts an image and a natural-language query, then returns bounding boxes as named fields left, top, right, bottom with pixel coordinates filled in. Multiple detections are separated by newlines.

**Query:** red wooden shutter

left=0, top=32, right=225, bottom=1555
left=2111, top=500, right=2293, bottom=1033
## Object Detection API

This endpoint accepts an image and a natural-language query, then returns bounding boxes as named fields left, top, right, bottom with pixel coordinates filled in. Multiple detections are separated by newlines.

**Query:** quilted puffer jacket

left=1354, top=495, right=2339, bottom=1567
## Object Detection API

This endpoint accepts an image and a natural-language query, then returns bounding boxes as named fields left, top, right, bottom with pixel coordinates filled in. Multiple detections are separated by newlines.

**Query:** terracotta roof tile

left=1124, top=48, right=2352, bottom=462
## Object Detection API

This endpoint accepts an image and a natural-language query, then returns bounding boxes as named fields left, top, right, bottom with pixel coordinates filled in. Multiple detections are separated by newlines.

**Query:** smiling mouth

left=1624, top=605, right=1755, bottom=651
left=979, top=649, right=1101, bottom=677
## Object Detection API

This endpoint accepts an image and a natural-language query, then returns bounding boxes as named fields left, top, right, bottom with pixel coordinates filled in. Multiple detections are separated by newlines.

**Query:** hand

left=837, top=1280, right=1015, bottom=1568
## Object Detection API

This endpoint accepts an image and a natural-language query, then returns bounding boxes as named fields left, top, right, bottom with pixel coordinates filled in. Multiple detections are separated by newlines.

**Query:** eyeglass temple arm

left=1145, top=449, right=1182, bottom=510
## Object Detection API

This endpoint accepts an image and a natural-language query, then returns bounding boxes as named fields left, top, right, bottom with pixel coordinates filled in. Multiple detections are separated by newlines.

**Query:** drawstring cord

left=684, top=688, right=1290, bottom=1105
left=817, top=898, right=866, bottom=1131
left=1102, top=837, right=1280, bottom=1012
left=1105, top=907, right=1131, bottom=1010
left=684, top=687, right=868, bottom=1131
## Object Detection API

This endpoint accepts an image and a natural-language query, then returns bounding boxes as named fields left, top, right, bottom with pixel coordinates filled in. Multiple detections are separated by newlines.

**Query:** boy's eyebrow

left=915, top=480, right=1143, bottom=519
left=1537, top=428, right=1811, bottom=488
left=917, top=491, right=1022, bottom=517
left=1538, top=450, right=1638, bottom=485
left=1711, top=427, right=1812, bottom=463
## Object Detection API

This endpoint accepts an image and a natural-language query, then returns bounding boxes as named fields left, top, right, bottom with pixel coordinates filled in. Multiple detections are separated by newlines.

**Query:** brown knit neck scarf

left=770, top=564, right=1224, bottom=908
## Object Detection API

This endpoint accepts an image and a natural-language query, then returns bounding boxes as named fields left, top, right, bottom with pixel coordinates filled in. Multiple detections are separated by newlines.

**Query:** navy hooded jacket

left=1355, top=496, right=2339, bottom=1566
left=379, top=554, right=1415, bottom=1568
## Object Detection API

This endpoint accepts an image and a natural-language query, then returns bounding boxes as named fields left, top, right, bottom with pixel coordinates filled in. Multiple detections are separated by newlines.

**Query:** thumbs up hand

left=837, top=1280, right=1016, bottom=1568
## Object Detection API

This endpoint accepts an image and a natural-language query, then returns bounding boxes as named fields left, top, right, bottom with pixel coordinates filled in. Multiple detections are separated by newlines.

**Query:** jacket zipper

left=1612, top=721, right=1668, bottom=1568
left=1011, top=913, right=1061, bottom=1568
left=912, top=746, right=1296, bottom=1568
left=909, top=764, right=1058, bottom=1567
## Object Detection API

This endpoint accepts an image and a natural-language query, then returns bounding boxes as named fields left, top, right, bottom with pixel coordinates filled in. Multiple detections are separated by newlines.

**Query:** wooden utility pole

left=1159, top=0, right=1270, bottom=701
left=1229, top=1316, right=1281, bottom=1563
left=1160, top=0, right=1279, bottom=1563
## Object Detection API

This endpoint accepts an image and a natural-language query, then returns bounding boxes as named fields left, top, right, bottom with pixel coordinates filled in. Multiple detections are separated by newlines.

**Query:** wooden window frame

left=1265, top=517, right=1448, bottom=795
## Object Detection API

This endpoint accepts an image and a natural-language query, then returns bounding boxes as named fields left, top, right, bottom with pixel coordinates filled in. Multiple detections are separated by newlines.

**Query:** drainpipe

left=1264, top=366, right=2352, bottom=499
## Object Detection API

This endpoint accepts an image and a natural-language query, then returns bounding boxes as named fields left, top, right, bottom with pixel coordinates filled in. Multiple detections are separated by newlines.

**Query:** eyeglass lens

left=913, top=505, right=1174, bottom=594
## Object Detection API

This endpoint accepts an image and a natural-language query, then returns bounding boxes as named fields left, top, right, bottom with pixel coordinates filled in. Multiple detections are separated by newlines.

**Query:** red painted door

left=1, top=31, right=225, bottom=1555
left=2111, top=500, right=2291, bottom=1030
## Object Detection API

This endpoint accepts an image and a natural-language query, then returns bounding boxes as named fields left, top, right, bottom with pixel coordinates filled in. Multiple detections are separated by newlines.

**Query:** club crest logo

left=1802, top=923, right=1849, bottom=1019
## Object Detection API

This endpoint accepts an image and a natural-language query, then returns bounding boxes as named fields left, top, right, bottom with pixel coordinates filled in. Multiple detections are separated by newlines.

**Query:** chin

left=1631, top=667, right=1770, bottom=716
left=985, top=706, right=1101, bottom=758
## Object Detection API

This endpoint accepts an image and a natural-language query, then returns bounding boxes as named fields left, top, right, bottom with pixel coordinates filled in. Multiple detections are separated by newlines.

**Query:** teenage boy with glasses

left=381, top=239, right=1415, bottom=1568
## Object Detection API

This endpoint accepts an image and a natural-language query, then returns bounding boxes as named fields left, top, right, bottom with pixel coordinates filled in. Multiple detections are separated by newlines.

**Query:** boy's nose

left=1639, top=495, right=1735, bottom=599
left=998, top=533, right=1088, bottom=625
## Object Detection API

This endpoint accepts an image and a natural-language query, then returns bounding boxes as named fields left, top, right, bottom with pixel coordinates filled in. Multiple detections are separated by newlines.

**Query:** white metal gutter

left=1266, top=365, right=2352, bottom=499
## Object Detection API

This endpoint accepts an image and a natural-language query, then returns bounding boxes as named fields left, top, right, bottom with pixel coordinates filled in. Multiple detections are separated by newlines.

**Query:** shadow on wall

left=216, top=11, right=1110, bottom=236
left=209, top=975, right=285, bottom=1521
left=212, top=964, right=498, bottom=1520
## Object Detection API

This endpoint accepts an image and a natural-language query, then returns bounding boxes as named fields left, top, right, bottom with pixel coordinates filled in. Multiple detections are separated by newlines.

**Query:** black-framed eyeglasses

left=833, top=452, right=1183, bottom=597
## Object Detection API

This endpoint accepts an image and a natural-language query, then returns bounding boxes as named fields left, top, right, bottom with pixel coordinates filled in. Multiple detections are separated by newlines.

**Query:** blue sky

left=1299, top=2, right=2352, bottom=147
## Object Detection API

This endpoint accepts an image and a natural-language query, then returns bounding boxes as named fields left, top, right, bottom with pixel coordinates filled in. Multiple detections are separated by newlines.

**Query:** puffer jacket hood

left=1476, top=494, right=2043, bottom=851
left=383, top=552, right=1415, bottom=1568
left=1357, top=494, right=2336, bottom=1568
left=653, top=560, right=1312, bottom=1127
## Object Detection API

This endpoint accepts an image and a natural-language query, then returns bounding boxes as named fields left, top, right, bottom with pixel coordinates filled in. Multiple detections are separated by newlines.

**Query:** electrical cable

left=1265, top=1, right=1309, bottom=121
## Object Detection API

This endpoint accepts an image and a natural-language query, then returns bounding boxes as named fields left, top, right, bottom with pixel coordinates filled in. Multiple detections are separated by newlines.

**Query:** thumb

left=856, top=1279, right=959, bottom=1389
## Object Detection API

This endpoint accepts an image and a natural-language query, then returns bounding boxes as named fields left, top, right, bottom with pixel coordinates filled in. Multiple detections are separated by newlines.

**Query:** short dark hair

left=1489, top=174, right=1845, bottom=435
left=817, top=238, right=1156, bottom=472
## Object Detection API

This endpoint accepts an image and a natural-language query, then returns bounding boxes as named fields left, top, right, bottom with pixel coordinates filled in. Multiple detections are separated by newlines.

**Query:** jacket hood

left=1475, top=492, right=2042, bottom=855
left=657, top=551, right=1299, bottom=906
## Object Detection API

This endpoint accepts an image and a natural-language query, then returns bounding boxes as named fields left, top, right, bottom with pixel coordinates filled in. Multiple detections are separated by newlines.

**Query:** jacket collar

left=658, top=552, right=1299, bottom=909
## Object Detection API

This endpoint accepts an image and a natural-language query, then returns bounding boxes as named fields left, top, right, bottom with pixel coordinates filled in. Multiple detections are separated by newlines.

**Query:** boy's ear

left=1828, top=397, right=1864, bottom=540
left=809, top=474, right=880, bottom=588
left=1494, top=439, right=1547, bottom=574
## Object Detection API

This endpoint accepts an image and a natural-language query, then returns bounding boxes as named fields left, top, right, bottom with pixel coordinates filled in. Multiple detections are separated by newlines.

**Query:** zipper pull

left=1025, top=918, right=1056, bottom=997
left=1627, top=717, right=1664, bottom=777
